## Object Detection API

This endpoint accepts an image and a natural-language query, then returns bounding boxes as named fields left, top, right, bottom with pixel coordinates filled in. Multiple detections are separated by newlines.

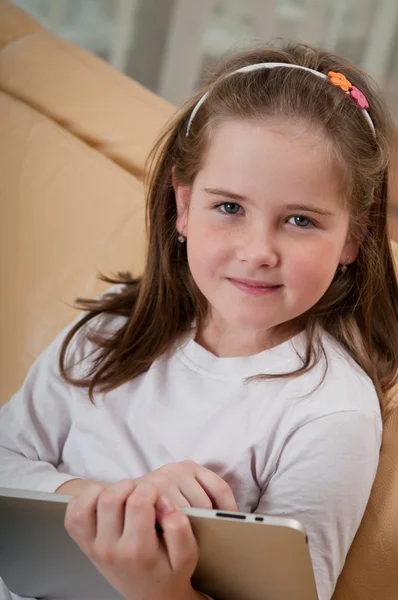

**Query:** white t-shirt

left=0, top=311, right=382, bottom=600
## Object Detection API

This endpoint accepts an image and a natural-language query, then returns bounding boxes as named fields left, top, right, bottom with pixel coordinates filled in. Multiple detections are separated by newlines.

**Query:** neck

left=195, top=317, right=301, bottom=358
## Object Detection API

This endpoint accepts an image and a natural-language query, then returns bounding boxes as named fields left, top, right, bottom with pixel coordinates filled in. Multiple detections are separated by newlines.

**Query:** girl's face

left=175, top=119, right=358, bottom=351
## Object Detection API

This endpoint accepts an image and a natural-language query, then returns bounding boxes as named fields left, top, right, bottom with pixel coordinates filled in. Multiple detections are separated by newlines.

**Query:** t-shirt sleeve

left=0, top=286, right=125, bottom=494
left=254, top=409, right=382, bottom=600
left=0, top=322, right=86, bottom=493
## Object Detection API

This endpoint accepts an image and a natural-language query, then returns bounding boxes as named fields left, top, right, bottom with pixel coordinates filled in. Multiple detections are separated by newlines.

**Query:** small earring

left=177, top=234, right=185, bottom=243
left=340, top=256, right=350, bottom=273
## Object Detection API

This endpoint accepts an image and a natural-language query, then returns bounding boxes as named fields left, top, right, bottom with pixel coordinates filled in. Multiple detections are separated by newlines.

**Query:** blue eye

left=288, top=215, right=313, bottom=228
left=219, top=202, right=242, bottom=215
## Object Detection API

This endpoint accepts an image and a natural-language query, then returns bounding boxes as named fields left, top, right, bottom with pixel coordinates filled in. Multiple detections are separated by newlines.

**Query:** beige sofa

left=0, top=0, right=174, bottom=404
left=1, top=2, right=398, bottom=598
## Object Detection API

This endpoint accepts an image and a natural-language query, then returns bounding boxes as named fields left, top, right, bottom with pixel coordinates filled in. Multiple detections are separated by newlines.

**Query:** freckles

left=195, top=228, right=231, bottom=259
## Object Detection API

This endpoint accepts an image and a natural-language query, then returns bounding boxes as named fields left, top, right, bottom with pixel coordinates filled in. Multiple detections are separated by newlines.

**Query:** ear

left=172, top=166, right=191, bottom=235
left=340, top=211, right=369, bottom=265
left=340, top=236, right=359, bottom=266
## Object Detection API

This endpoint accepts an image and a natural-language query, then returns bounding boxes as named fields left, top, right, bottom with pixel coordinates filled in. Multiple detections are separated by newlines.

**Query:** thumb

left=156, top=496, right=198, bottom=574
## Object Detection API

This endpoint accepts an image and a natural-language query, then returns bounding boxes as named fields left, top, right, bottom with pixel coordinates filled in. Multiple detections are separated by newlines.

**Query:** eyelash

left=215, top=202, right=317, bottom=228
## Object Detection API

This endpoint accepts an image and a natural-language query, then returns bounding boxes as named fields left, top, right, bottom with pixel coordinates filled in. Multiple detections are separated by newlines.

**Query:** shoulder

left=285, top=330, right=381, bottom=428
left=272, top=332, right=383, bottom=492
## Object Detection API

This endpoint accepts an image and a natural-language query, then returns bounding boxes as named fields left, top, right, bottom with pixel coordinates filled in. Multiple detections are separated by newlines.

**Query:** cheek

left=187, top=225, right=232, bottom=279
left=287, top=242, right=339, bottom=294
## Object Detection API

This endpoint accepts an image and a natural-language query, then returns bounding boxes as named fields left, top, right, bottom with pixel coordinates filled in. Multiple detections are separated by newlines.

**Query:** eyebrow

left=203, top=187, right=336, bottom=217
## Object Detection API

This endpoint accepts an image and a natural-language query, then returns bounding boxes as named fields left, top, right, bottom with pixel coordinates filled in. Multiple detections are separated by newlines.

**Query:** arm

left=0, top=324, right=88, bottom=493
left=255, top=410, right=382, bottom=600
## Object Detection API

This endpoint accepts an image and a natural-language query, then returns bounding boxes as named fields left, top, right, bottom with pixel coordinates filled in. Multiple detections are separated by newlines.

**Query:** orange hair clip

left=328, top=71, right=352, bottom=92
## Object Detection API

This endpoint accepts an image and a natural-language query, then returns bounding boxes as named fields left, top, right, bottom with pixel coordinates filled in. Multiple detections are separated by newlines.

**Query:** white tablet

left=0, top=487, right=318, bottom=600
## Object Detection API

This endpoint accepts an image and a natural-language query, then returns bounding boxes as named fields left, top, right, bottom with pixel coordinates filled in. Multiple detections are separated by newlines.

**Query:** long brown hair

left=60, top=42, right=398, bottom=412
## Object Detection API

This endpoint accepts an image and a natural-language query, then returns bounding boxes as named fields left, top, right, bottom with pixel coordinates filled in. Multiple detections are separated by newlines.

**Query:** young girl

left=1, top=41, right=398, bottom=600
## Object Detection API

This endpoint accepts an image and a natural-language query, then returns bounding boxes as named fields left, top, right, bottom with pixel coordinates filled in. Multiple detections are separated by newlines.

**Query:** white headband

left=185, top=62, right=375, bottom=136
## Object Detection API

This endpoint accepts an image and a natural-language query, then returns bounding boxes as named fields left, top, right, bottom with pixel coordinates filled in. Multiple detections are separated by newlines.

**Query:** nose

left=236, top=224, right=279, bottom=268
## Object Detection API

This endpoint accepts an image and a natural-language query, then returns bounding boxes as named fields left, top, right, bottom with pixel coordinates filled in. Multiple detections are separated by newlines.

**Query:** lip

left=228, top=278, right=282, bottom=296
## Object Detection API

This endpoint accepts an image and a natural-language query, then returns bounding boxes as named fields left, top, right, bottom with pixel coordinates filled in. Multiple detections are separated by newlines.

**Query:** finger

left=134, top=472, right=190, bottom=508
left=179, top=479, right=214, bottom=509
left=195, top=468, right=238, bottom=511
left=96, top=480, right=136, bottom=545
left=64, top=483, right=104, bottom=549
left=165, top=490, right=191, bottom=508
left=121, top=483, right=158, bottom=550
left=156, top=496, right=198, bottom=574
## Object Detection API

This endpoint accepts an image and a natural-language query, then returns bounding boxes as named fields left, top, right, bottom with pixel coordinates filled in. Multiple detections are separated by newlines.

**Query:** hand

left=134, top=460, right=238, bottom=511
left=64, top=479, right=204, bottom=600
left=55, top=460, right=237, bottom=511
left=55, top=478, right=108, bottom=496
